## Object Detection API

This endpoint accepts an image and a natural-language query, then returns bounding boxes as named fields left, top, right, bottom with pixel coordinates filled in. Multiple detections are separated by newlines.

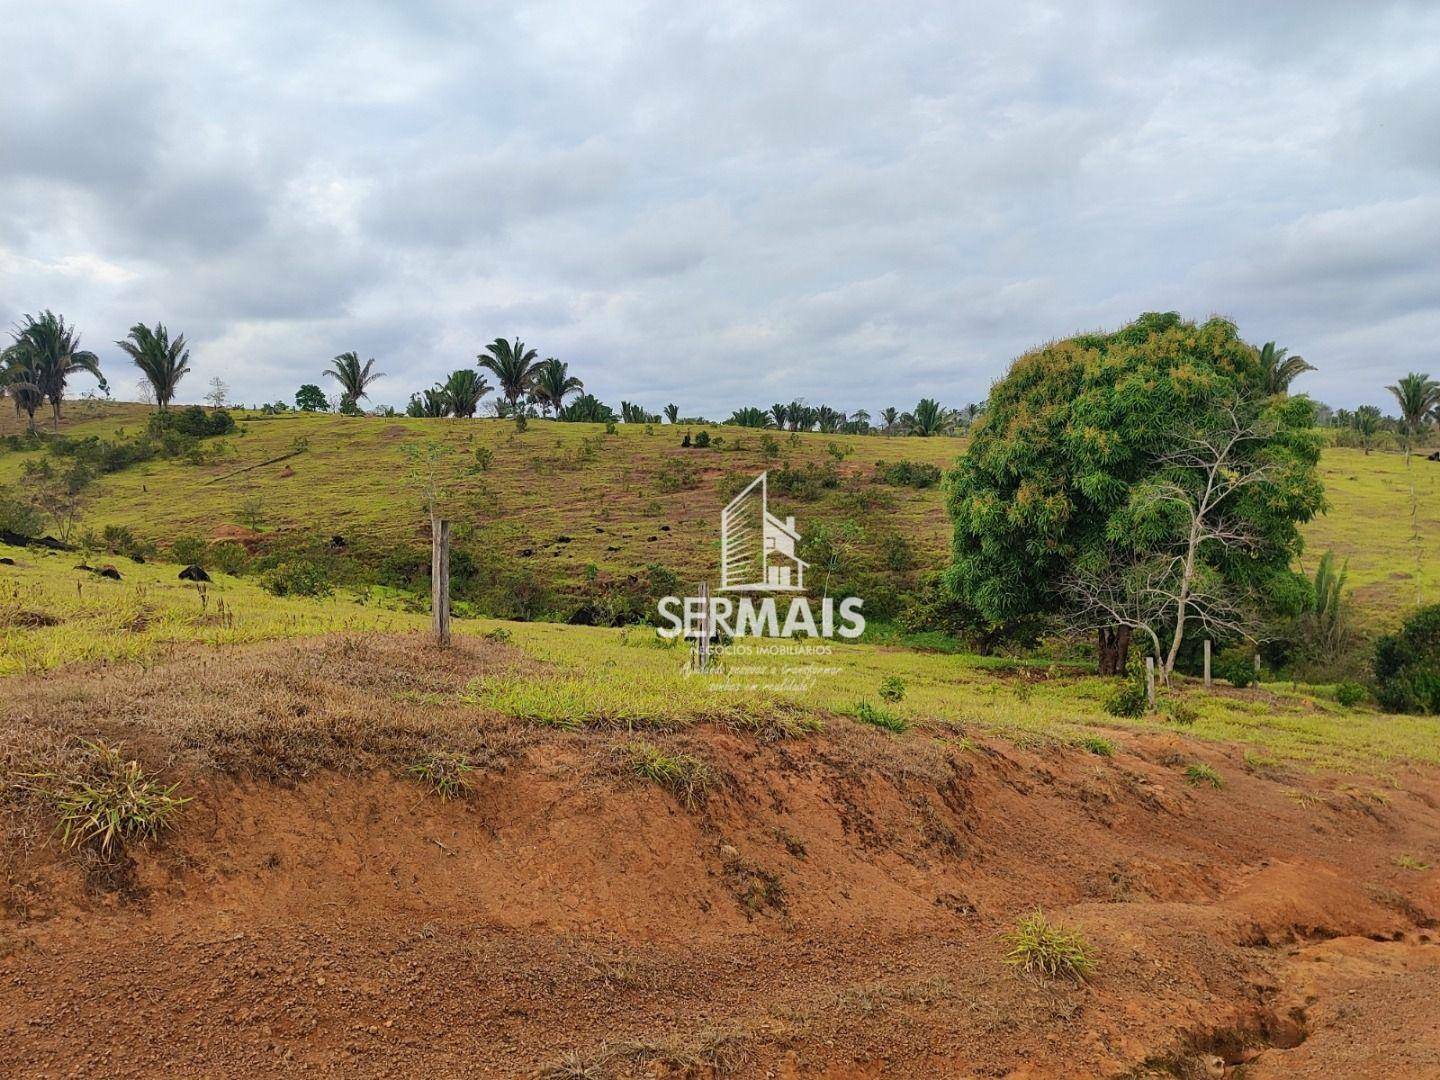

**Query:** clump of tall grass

left=406, top=750, right=477, bottom=800
left=1184, top=762, right=1223, bottom=789
left=851, top=700, right=908, bottom=733
left=28, top=740, right=188, bottom=855
left=622, top=739, right=711, bottom=808
left=1003, top=910, right=1096, bottom=982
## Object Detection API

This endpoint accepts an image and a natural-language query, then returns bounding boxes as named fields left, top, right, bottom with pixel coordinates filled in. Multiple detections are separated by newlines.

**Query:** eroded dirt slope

left=2, top=637, right=1438, bottom=1077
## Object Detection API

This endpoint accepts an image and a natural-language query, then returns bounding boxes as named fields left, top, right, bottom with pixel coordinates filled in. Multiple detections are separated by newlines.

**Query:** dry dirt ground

left=2, top=636, right=1439, bottom=1078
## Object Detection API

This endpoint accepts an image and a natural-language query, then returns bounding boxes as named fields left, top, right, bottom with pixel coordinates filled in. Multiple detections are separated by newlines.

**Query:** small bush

left=878, top=675, right=907, bottom=703
left=1184, top=762, right=1223, bottom=789
left=655, top=458, right=701, bottom=492
left=1104, top=681, right=1146, bottom=718
left=1335, top=681, right=1367, bottom=708
left=759, top=433, right=780, bottom=460
left=1373, top=603, right=1440, bottom=714
left=623, top=740, right=711, bottom=808
left=692, top=430, right=711, bottom=449
left=1004, top=911, right=1096, bottom=982
left=209, top=541, right=251, bottom=576
left=851, top=700, right=908, bottom=733
left=1162, top=698, right=1198, bottom=726
left=262, top=559, right=335, bottom=598
left=484, top=626, right=513, bottom=643
left=31, top=741, right=188, bottom=855
left=1215, top=646, right=1256, bottom=688
left=171, top=533, right=209, bottom=566
left=872, top=459, right=942, bottom=488
left=406, top=751, right=476, bottom=801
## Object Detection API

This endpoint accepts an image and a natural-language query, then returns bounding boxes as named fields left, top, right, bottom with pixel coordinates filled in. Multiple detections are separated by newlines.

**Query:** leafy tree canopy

left=946, top=312, right=1325, bottom=639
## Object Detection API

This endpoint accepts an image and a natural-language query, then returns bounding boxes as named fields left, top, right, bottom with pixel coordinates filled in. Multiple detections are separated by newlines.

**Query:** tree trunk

left=1097, top=625, right=1132, bottom=675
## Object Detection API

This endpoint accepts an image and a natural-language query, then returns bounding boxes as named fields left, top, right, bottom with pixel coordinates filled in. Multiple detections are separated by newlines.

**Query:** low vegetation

left=25, top=740, right=188, bottom=855
left=1003, top=911, right=1096, bottom=982
left=621, top=739, right=712, bottom=807
left=406, top=749, right=477, bottom=800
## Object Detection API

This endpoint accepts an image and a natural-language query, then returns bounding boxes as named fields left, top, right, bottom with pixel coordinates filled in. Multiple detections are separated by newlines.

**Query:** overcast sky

left=2, top=1, right=1437, bottom=415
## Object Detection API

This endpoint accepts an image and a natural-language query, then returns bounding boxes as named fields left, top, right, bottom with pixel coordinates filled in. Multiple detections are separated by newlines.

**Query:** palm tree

left=478, top=338, right=541, bottom=428
left=769, top=403, right=789, bottom=430
left=13, top=311, right=103, bottom=431
left=1, top=341, right=44, bottom=433
left=532, top=358, right=583, bottom=416
left=115, top=323, right=190, bottom=410
left=1353, top=406, right=1382, bottom=455
left=815, top=405, right=843, bottom=433
left=324, top=351, right=384, bottom=409
left=557, top=394, right=617, bottom=423
left=664, top=403, right=679, bottom=424
left=441, top=369, right=491, bottom=418
left=879, top=406, right=899, bottom=435
left=727, top=406, right=769, bottom=428
left=1258, top=342, right=1315, bottom=396
left=1386, top=372, right=1440, bottom=604
left=903, top=398, right=946, bottom=436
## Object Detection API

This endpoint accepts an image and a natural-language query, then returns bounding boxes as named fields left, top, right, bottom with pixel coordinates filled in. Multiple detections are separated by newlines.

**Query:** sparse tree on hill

left=478, top=338, right=541, bottom=429
left=532, top=359, right=583, bottom=416
left=324, top=351, right=384, bottom=409
left=1258, top=341, right=1315, bottom=396
left=12, top=311, right=103, bottom=431
left=1, top=340, right=44, bottom=433
left=295, top=383, right=329, bottom=412
left=205, top=377, right=229, bottom=409
left=441, top=369, right=490, bottom=418
left=115, top=322, right=190, bottom=411
left=902, top=398, right=947, bottom=436
left=1353, top=405, right=1382, bottom=454
left=1387, top=372, right=1440, bottom=605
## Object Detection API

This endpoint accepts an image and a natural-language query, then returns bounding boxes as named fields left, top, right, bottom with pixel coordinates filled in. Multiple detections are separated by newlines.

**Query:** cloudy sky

left=2, top=1, right=1437, bottom=414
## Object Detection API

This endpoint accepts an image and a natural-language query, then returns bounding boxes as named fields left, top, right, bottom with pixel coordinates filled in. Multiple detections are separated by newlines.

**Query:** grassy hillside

left=3, top=402, right=1438, bottom=620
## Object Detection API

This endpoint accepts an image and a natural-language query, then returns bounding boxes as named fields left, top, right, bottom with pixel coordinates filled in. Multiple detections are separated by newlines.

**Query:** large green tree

left=116, top=322, right=190, bottom=410
left=478, top=338, right=541, bottom=428
left=946, top=312, right=1325, bottom=675
left=12, top=311, right=103, bottom=430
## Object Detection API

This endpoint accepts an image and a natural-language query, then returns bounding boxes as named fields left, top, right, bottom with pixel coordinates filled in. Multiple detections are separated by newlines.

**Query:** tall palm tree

left=664, top=403, right=679, bottom=424
left=115, top=322, right=190, bottom=410
left=324, top=351, right=384, bottom=408
left=1, top=341, right=45, bottom=433
left=727, top=406, right=770, bottom=428
left=769, top=403, right=789, bottom=430
left=1258, top=342, right=1315, bottom=396
left=1353, top=405, right=1382, bottom=455
left=532, top=358, right=583, bottom=416
left=1386, top=372, right=1440, bottom=604
left=441, top=369, right=491, bottom=418
left=13, top=311, right=103, bottom=431
left=478, top=338, right=541, bottom=428
left=879, top=406, right=899, bottom=435
left=903, top=398, right=947, bottom=436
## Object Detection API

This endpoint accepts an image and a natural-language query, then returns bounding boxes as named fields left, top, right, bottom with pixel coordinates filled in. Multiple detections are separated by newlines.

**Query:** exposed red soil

left=2, top=640, right=1439, bottom=1077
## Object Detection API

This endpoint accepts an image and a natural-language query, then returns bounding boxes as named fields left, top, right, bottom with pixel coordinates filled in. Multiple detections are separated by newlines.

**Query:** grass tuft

left=1003, top=910, right=1096, bottom=982
left=1076, top=734, right=1114, bottom=757
left=851, top=699, right=909, bottom=733
left=1393, top=854, right=1431, bottom=871
left=622, top=739, right=712, bottom=808
left=28, top=741, right=188, bottom=855
left=1184, top=762, right=1224, bottom=789
left=406, top=750, right=477, bottom=800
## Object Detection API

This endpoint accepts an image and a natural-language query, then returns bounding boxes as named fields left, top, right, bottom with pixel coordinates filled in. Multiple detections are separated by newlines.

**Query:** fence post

left=431, top=518, right=451, bottom=646
left=695, top=581, right=710, bottom=672
left=1203, top=640, right=1212, bottom=689
left=1145, top=656, right=1156, bottom=710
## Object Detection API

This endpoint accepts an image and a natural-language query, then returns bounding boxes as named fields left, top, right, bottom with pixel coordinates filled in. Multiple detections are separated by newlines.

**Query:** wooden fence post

left=431, top=518, right=451, bottom=646
left=1144, top=656, right=1156, bottom=710
left=695, top=581, right=710, bottom=672
left=1203, top=640, right=1212, bottom=689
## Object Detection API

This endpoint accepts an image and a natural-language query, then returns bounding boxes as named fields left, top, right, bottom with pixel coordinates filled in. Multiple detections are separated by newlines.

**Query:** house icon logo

left=720, top=472, right=808, bottom=592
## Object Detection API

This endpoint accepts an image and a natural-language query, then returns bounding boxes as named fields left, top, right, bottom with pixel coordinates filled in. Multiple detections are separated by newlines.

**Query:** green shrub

left=759, top=433, right=780, bottom=459
left=878, top=675, right=906, bottom=703
left=148, top=405, right=235, bottom=439
left=852, top=700, right=908, bottom=733
left=170, top=534, right=209, bottom=566
left=1162, top=698, right=1198, bottom=726
left=209, top=541, right=251, bottom=576
left=1374, top=604, right=1440, bottom=714
left=0, top=486, right=43, bottom=536
left=1077, top=734, right=1114, bottom=757
left=1335, top=681, right=1367, bottom=708
left=1215, top=646, right=1256, bottom=688
left=873, top=459, right=942, bottom=488
left=484, top=626, right=513, bottom=643
left=262, top=559, right=335, bottom=598
left=1004, top=911, right=1096, bottom=982
left=1104, top=680, right=1146, bottom=718
left=693, top=430, right=711, bottom=448
left=655, top=458, right=701, bottom=492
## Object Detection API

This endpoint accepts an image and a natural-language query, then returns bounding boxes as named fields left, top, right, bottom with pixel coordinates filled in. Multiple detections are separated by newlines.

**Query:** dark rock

left=329, top=535, right=347, bottom=549
left=555, top=535, right=573, bottom=544
left=518, top=548, right=534, bottom=558
left=0, top=557, right=14, bottom=565
left=179, top=565, right=212, bottom=582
